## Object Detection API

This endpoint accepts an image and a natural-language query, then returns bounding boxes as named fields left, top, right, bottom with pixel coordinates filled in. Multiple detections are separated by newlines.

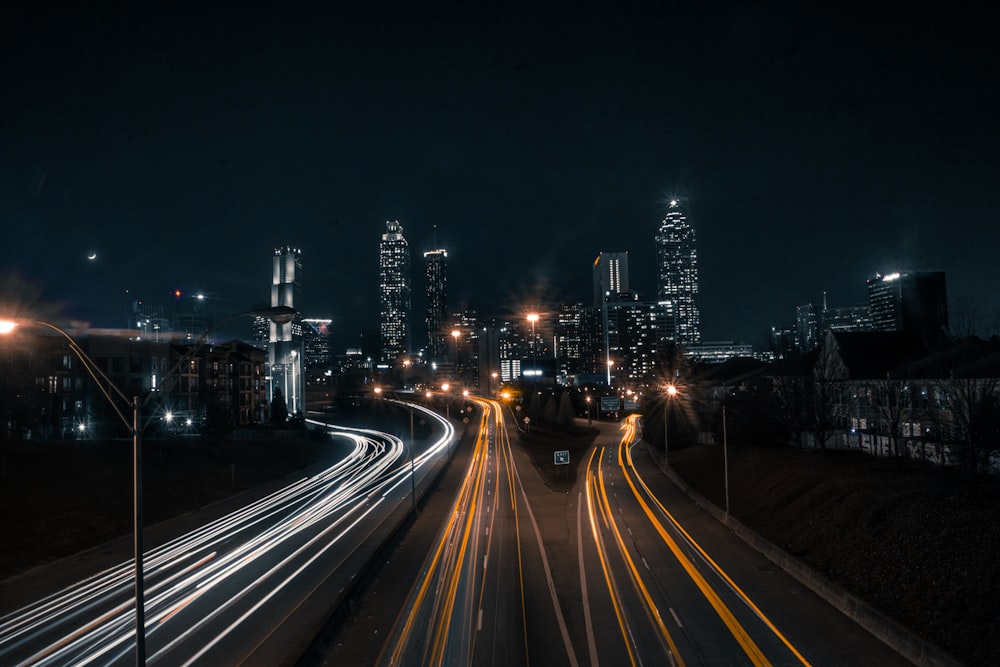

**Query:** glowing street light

left=451, top=329, right=461, bottom=382
left=664, top=384, right=678, bottom=464
left=441, top=383, right=451, bottom=419
left=527, top=313, right=539, bottom=380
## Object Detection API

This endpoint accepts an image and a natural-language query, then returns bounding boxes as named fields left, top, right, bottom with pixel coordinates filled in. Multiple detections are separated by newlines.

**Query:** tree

left=934, top=374, right=1000, bottom=475
left=555, top=390, right=576, bottom=431
left=808, top=334, right=846, bottom=453
left=543, top=394, right=558, bottom=428
left=874, top=378, right=910, bottom=463
left=271, top=387, right=288, bottom=425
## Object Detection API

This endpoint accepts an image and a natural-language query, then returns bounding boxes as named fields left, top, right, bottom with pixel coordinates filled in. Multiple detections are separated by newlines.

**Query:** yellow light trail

left=584, top=447, right=641, bottom=666
left=617, top=416, right=812, bottom=667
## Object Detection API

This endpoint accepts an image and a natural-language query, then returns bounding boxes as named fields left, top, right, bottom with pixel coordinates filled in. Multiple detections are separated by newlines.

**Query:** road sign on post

left=554, top=450, right=570, bottom=465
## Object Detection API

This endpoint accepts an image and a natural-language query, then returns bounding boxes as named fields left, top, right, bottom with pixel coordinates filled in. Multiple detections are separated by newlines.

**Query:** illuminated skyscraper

left=379, top=220, right=411, bottom=362
left=656, top=199, right=701, bottom=345
left=867, top=271, right=948, bottom=333
left=424, top=248, right=448, bottom=363
left=270, top=246, right=304, bottom=418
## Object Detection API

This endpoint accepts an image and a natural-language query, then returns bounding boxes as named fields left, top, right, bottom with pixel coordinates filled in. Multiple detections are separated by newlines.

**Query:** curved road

left=0, top=404, right=454, bottom=666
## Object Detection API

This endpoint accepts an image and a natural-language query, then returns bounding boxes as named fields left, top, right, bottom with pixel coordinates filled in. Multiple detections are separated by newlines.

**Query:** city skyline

left=2, top=4, right=998, bottom=348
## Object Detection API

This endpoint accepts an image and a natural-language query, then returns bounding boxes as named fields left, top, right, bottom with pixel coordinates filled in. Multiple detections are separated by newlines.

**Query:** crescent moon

left=87, top=253, right=97, bottom=260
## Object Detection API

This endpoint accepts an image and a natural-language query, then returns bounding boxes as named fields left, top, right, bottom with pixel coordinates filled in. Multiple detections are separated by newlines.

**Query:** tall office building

left=379, top=220, right=411, bottom=363
left=555, top=303, right=586, bottom=378
left=269, top=246, right=304, bottom=417
left=796, top=303, right=820, bottom=351
left=656, top=199, right=701, bottom=345
left=302, top=318, right=333, bottom=368
left=424, top=248, right=448, bottom=363
left=593, top=252, right=630, bottom=307
left=866, top=271, right=948, bottom=333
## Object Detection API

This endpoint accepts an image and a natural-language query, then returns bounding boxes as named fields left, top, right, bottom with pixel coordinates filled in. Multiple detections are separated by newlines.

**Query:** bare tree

left=875, top=377, right=909, bottom=463
left=809, top=332, right=848, bottom=452
left=933, top=374, right=1000, bottom=475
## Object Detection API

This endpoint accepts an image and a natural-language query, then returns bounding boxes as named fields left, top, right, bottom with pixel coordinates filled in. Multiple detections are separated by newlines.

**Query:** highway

left=581, top=415, right=805, bottom=665
left=574, top=415, right=912, bottom=666
left=0, top=402, right=454, bottom=667
left=380, top=398, right=576, bottom=666
left=370, top=406, right=912, bottom=667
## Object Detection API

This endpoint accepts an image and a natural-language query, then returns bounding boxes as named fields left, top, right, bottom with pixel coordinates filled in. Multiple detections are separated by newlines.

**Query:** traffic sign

left=554, top=450, right=570, bottom=465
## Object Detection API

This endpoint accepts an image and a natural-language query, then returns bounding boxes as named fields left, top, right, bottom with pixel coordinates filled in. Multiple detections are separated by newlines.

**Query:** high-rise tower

left=379, top=220, right=411, bottom=362
left=424, top=248, right=448, bottom=363
left=867, top=271, right=948, bottom=333
left=593, top=251, right=630, bottom=307
left=656, top=199, right=701, bottom=345
left=269, top=246, right=304, bottom=418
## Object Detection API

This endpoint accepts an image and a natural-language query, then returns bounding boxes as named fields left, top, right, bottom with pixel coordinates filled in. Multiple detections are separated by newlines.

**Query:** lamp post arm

left=34, top=321, right=134, bottom=430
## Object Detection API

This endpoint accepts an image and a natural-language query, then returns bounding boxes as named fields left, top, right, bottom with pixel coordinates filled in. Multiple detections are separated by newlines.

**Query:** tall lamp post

left=451, top=329, right=461, bottom=383
left=723, top=403, right=730, bottom=515
left=0, top=305, right=295, bottom=665
left=663, top=384, right=677, bottom=465
left=586, top=395, right=592, bottom=425
left=527, top=313, right=539, bottom=380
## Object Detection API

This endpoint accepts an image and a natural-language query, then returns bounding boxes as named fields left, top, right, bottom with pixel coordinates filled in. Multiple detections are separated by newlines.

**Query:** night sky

left=3, top=3, right=998, bottom=350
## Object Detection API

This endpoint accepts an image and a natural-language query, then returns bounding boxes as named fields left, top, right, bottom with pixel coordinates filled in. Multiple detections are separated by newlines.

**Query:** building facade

left=867, top=271, right=948, bottom=333
left=424, top=248, right=448, bottom=364
left=593, top=251, right=630, bottom=307
left=379, top=220, right=411, bottom=363
left=656, top=199, right=701, bottom=345
left=302, top=318, right=333, bottom=369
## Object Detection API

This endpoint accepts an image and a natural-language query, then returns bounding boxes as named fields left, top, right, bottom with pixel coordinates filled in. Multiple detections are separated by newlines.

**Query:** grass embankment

left=0, top=431, right=332, bottom=579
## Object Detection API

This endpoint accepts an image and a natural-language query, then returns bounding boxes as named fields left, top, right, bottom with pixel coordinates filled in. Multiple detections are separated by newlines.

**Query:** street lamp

left=290, top=349, right=298, bottom=418
left=375, top=386, right=415, bottom=509
left=451, top=329, right=461, bottom=382
left=527, top=313, right=539, bottom=380
left=723, top=403, right=730, bottom=515
left=586, top=395, right=592, bottom=425
left=664, top=384, right=677, bottom=465
left=0, top=305, right=294, bottom=666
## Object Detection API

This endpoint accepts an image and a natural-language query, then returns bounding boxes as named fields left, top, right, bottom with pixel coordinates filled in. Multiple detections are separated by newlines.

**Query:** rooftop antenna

left=433, top=224, right=438, bottom=249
